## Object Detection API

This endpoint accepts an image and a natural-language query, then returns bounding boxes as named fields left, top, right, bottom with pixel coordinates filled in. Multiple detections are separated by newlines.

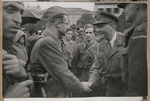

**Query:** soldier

left=29, top=6, right=91, bottom=97
left=62, top=28, right=77, bottom=69
left=13, top=30, right=28, bottom=62
left=71, top=24, right=95, bottom=82
left=117, top=3, right=147, bottom=96
left=89, top=11, right=127, bottom=96
left=75, top=28, right=84, bottom=44
left=3, top=1, right=33, bottom=97
left=71, top=24, right=79, bottom=42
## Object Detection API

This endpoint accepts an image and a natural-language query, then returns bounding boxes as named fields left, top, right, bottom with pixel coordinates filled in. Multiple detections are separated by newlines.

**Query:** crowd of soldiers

left=2, top=1, right=147, bottom=99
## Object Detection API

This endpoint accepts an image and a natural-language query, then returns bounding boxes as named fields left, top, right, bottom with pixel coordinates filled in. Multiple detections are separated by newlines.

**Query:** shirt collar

left=109, top=32, right=116, bottom=47
left=42, top=30, right=61, bottom=44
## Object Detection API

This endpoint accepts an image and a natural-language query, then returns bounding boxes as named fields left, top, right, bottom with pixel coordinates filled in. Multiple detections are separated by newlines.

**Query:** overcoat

left=122, top=17, right=147, bottom=96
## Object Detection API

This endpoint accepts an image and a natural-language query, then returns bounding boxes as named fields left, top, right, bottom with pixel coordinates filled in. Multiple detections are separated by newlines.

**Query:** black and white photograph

left=2, top=0, right=148, bottom=101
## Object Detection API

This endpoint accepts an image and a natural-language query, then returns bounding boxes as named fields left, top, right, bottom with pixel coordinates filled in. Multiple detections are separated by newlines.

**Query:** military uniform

left=89, top=32, right=127, bottom=96
left=83, top=42, right=104, bottom=96
left=29, top=30, right=86, bottom=97
left=121, top=17, right=147, bottom=96
left=62, top=38, right=77, bottom=69
left=84, top=42, right=99, bottom=67
left=3, top=40, right=32, bottom=97
left=117, top=3, right=147, bottom=96
left=75, top=37, right=83, bottom=44
left=3, top=40, right=17, bottom=95
left=71, top=41, right=95, bottom=81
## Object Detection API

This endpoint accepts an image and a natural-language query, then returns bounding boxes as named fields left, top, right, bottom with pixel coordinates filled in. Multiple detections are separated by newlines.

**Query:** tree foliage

left=77, top=13, right=95, bottom=28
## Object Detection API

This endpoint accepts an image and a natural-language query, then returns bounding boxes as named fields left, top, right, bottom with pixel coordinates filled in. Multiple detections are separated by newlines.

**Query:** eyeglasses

left=60, top=21, right=70, bottom=26
left=95, top=31, right=104, bottom=35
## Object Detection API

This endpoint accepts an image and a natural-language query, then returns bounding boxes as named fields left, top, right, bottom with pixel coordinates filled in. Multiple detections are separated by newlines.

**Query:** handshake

left=82, top=82, right=93, bottom=93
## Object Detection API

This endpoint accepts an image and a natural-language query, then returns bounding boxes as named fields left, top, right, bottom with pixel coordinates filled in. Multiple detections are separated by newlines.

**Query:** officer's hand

left=82, top=82, right=92, bottom=92
left=3, top=54, right=27, bottom=81
left=4, top=80, right=33, bottom=98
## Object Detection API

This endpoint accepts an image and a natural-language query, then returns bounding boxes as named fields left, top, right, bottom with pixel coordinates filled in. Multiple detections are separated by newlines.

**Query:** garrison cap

left=93, top=11, right=118, bottom=25
left=79, top=28, right=84, bottom=32
left=16, top=1, right=24, bottom=6
left=84, top=24, right=94, bottom=31
left=70, top=24, right=79, bottom=29
left=43, top=6, right=68, bottom=22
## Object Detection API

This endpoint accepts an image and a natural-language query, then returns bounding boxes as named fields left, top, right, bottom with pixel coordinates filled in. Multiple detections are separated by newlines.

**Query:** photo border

left=0, top=0, right=149, bottom=101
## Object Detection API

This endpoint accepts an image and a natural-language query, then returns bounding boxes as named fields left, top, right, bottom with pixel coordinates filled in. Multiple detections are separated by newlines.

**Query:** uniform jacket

left=71, top=40, right=95, bottom=81
left=122, top=16, right=147, bottom=96
left=71, top=41, right=95, bottom=70
left=3, top=39, right=17, bottom=96
left=62, top=39, right=77, bottom=68
left=89, top=32, right=126, bottom=96
left=3, top=42, right=32, bottom=97
left=29, top=30, right=85, bottom=97
left=82, top=42, right=99, bottom=69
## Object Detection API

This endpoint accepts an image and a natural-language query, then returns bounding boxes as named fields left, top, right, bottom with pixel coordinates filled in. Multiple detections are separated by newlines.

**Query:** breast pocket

left=111, top=52, right=122, bottom=68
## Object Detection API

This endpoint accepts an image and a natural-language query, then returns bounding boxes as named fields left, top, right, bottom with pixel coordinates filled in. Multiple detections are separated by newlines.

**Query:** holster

left=30, top=73, right=49, bottom=97
left=31, top=73, right=49, bottom=85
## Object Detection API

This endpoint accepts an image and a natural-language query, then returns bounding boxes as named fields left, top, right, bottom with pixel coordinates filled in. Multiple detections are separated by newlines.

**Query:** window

left=113, top=8, right=120, bottom=14
left=98, top=8, right=104, bottom=11
left=106, top=8, right=111, bottom=13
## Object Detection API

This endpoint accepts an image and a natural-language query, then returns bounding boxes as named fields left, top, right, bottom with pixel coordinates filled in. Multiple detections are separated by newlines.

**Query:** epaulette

left=117, top=31, right=125, bottom=37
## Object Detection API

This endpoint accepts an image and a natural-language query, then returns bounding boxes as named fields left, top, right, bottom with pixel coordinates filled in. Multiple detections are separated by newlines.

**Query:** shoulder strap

left=25, top=36, right=43, bottom=71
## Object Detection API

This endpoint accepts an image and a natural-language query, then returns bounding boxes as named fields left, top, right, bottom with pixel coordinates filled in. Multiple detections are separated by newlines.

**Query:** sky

left=24, top=2, right=95, bottom=11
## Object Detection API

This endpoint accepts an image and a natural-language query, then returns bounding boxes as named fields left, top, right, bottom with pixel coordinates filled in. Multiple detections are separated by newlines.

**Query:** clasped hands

left=82, top=81, right=93, bottom=93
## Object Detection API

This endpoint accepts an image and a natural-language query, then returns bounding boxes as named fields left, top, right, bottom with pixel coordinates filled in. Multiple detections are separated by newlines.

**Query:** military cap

left=67, top=27, right=73, bottom=32
left=15, top=30, right=26, bottom=42
left=79, top=28, right=84, bottom=32
left=117, top=3, right=129, bottom=8
left=93, top=11, right=118, bottom=25
left=117, top=0, right=140, bottom=8
left=70, top=24, right=79, bottom=30
left=43, top=6, right=68, bottom=22
left=84, top=24, right=94, bottom=31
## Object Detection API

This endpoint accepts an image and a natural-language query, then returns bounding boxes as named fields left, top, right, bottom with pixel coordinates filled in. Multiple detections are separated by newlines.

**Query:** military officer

left=29, top=6, right=91, bottom=97
left=89, top=11, right=127, bottom=96
left=118, top=3, right=147, bottom=96
left=71, top=24, right=96, bottom=82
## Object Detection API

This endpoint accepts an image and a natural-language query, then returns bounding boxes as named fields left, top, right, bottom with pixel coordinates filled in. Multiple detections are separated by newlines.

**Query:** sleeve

left=38, top=40, right=85, bottom=93
left=120, top=48, right=129, bottom=86
left=127, top=27, right=147, bottom=96
left=88, top=54, right=101, bottom=83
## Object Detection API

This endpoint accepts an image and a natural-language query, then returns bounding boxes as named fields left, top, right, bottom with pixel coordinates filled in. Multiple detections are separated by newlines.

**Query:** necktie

left=107, top=42, right=111, bottom=52
left=61, top=39, right=64, bottom=52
